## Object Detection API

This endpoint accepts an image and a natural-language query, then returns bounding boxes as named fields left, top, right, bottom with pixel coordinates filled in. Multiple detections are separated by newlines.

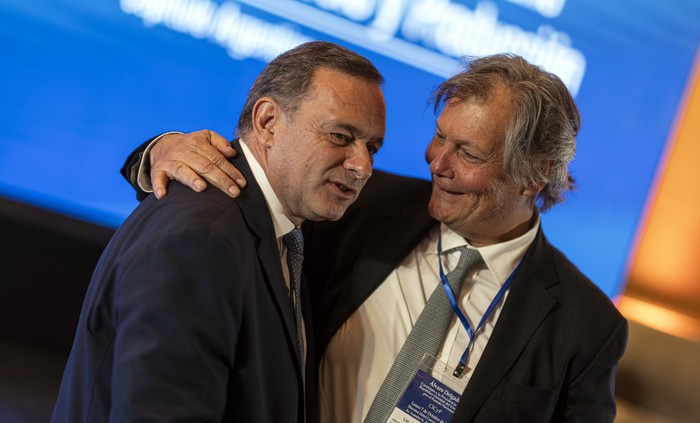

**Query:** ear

left=251, top=97, right=281, bottom=147
left=522, top=160, right=551, bottom=195
left=522, top=182, right=545, bottom=196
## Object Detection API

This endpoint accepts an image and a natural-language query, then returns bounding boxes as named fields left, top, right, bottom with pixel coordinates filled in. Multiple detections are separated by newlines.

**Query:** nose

left=427, top=139, right=453, bottom=177
left=345, top=144, right=373, bottom=180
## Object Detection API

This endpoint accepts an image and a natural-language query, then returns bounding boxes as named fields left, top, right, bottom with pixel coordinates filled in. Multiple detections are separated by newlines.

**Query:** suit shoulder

left=547, top=243, right=624, bottom=323
left=133, top=182, right=244, bottom=229
left=108, top=182, right=255, bottom=259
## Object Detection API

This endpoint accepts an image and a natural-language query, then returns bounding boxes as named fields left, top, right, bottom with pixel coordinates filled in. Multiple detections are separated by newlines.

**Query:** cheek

left=452, top=168, right=489, bottom=193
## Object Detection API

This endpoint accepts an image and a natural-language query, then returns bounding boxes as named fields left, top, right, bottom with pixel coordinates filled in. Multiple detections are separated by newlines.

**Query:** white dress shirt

left=319, top=218, right=539, bottom=423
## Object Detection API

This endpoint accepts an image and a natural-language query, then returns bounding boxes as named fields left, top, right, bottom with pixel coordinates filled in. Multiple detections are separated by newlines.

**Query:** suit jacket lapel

left=454, top=228, right=558, bottom=421
left=230, top=140, right=299, bottom=358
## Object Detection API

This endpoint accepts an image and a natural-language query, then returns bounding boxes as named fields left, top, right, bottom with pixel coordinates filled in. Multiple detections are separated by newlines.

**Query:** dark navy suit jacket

left=52, top=142, right=313, bottom=422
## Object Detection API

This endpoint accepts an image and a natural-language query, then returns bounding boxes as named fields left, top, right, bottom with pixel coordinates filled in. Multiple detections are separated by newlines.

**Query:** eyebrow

left=434, top=121, right=492, bottom=159
left=336, top=122, right=385, bottom=145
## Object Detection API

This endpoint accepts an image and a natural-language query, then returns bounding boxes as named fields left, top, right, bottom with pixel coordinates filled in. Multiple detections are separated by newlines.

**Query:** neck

left=241, top=137, right=268, bottom=167
left=462, top=208, right=537, bottom=247
left=240, top=138, right=305, bottom=228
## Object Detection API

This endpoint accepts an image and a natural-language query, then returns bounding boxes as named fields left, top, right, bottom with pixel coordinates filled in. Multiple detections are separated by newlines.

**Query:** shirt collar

left=433, top=211, right=540, bottom=285
left=240, top=139, right=296, bottom=238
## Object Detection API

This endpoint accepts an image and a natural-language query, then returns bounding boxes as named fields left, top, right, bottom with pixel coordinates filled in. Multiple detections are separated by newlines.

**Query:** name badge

left=385, top=355, right=469, bottom=423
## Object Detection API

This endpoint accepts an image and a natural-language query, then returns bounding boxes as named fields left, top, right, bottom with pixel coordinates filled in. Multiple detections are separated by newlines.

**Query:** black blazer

left=305, top=170, right=628, bottom=422
left=53, top=143, right=313, bottom=422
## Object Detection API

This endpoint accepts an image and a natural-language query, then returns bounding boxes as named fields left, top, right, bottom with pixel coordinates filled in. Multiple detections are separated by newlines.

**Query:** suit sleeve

left=120, top=138, right=155, bottom=201
left=109, top=228, right=242, bottom=421
left=556, top=317, right=628, bottom=422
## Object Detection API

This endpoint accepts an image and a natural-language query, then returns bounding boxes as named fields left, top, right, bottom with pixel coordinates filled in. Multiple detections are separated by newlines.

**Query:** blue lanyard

left=437, top=232, right=521, bottom=377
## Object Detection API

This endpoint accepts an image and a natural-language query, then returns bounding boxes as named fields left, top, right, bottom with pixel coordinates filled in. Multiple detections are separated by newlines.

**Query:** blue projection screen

left=2, top=0, right=699, bottom=298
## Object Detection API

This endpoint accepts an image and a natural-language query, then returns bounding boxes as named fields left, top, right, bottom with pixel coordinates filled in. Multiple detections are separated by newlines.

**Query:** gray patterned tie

left=283, top=228, right=305, bottom=381
left=364, top=246, right=483, bottom=423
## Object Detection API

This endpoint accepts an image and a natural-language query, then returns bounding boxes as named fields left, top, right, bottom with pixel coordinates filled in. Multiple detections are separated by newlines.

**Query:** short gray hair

left=432, top=53, right=580, bottom=212
left=237, top=41, right=384, bottom=137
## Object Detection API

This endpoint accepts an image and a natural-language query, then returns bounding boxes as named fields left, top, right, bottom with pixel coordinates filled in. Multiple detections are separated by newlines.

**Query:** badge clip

left=453, top=362, right=466, bottom=378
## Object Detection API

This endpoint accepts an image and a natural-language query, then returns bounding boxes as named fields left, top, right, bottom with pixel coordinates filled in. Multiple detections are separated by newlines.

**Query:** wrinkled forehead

left=305, top=68, right=385, bottom=100
left=296, top=69, right=386, bottom=137
left=306, top=69, right=386, bottom=112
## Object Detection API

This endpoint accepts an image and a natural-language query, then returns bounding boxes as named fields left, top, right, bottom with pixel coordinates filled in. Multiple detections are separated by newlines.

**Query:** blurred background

left=1, top=1, right=699, bottom=422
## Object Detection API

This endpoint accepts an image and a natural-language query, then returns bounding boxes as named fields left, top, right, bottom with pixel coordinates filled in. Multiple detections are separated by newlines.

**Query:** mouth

left=330, top=181, right=358, bottom=199
left=433, top=181, right=462, bottom=196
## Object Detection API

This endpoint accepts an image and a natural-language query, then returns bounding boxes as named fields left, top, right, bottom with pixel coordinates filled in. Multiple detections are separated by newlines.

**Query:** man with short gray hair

left=51, top=41, right=386, bottom=423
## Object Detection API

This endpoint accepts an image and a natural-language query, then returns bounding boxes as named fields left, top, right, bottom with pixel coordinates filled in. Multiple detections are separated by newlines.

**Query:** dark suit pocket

left=495, top=382, right=557, bottom=407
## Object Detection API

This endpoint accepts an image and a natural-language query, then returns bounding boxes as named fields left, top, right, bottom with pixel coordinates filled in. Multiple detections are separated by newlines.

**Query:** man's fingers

left=180, top=135, right=246, bottom=196
left=205, top=130, right=237, bottom=158
left=167, top=160, right=241, bottom=198
left=198, top=159, right=242, bottom=198
left=210, top=152, right=247, bottom=189
left=190, top=133, right=245, bottom=188
left=149, top=129, right=247, bottom=198
left=167, top=162, right=208, bottom=194
left=151, top=171, right=172, bottom=199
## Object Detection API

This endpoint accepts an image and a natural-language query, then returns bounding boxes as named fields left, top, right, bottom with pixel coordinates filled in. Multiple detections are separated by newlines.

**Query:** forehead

left=305, top=68, right=383, bottom=105
left=298, top=68, right=386, bottom=133
left=437, top=90, right=513, bottom=149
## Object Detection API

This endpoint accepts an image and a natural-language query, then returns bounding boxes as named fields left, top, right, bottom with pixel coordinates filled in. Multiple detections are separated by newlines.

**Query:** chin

left=429, top=206, right=463, bottom=229
left=325, top=207, right=349, bottom=221
left=427, top=202, right=444, bottom=220
left=312, top=207, right=347, bottom=222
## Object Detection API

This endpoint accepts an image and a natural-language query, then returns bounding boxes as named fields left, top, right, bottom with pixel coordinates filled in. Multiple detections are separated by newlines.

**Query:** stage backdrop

left=2, top=0, right=699, bottom=298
